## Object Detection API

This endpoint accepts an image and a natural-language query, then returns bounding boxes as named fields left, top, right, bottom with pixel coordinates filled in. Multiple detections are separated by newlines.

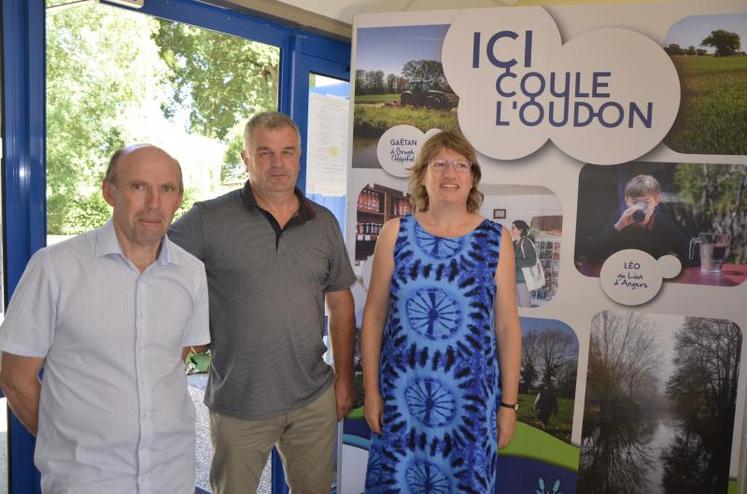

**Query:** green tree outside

left=46, top=3, right=167, bottom=234
left=46, top=2, right=279, bottom=236
left=154, top=21, right=279, bottom=141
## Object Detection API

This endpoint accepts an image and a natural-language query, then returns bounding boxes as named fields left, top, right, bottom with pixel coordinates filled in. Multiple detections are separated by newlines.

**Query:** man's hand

left=334, top=374, right=354, bottom=421
left=364, top=391, right=384, bottom=434
left=326, top=288, right=355, bottom=421
left=497, top=406, right=517, bottom=449
left=0, top=352, right=45, bottom=436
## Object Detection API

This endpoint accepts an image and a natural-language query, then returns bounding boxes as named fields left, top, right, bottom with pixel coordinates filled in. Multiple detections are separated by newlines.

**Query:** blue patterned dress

left=365, top=214, right=503, bottom=494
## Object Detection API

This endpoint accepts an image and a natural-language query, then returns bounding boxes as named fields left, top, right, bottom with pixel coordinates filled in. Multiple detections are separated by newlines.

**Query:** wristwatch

left=500, top=401, right=519, bottom=411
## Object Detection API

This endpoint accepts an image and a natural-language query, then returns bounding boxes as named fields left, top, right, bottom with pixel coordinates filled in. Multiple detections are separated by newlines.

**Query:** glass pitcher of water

left=689, top=233, right=730, bottom=274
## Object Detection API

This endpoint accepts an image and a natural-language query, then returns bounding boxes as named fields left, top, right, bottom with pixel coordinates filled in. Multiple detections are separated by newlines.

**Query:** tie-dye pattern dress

left=365, top=214, right=503, bottom=494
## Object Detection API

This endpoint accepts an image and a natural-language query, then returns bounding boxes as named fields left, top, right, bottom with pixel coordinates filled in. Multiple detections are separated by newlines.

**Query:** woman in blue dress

left=361, top=130, right=522, bottom=493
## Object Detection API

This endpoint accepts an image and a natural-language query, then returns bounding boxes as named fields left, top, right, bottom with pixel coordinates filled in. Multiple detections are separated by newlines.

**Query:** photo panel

left=347, top=3, right=747, bottom=494
left=354, top=183, right=564, bottom=308
left=663, top=12, right=747, bottom=156
left=354, top=183, right=412, bottom=265
left=479, top=316, right=581, bottom=493
left=353, top=25, right=458, bottom=171
left=482, top=184, right=562, bottom=308
left=575, top=162, right=747, bottom=287
left=580, top=311, right=743, bottom=494
left=516, top=317, right=579, bottom=445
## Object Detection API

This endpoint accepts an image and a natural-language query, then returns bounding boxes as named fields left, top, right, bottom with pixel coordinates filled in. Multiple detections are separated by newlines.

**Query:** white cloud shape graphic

left=377, top=125, right=441, bottom=178
left=600, top=250, right=681, bottom=306
left=442, top=8, right=680, bottom=165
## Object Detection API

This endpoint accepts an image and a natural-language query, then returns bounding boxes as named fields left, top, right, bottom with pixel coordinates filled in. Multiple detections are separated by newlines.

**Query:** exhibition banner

left=343, top=1, right=747, bottom=493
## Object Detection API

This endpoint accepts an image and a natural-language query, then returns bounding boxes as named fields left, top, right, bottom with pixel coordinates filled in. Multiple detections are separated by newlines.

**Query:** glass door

left=0, top=12, right=7, bottom=494
left=46, top=0, right=281, bottom=242
left=45, top=2, right=280, bottom=491
left=306, top=72, right=351, bottom=494
left=4, top=1, right=350, bottom=493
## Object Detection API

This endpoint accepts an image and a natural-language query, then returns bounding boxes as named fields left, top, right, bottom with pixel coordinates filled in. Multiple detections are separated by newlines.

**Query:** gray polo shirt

left=169, top=182, right=355, bottom=419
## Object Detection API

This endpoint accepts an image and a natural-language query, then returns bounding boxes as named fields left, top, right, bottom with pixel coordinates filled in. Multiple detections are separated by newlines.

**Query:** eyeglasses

left=429, top=159, right=472, bottom=174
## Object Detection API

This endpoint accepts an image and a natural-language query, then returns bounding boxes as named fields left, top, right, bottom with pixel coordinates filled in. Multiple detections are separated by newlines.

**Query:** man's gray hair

left=243, top=111, right=301, bottom=151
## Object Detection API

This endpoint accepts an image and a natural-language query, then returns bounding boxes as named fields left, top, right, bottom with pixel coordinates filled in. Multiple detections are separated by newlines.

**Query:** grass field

left=502, top=422, right=580, bottom=471
left=665, top=55, right=747, bottom=155
left=518, top=392, right=574, bottom=444
left=353, top=103, right=458, bottom=137
left=355, top=93, right=399, bottom=104
left=348, top=392, right=576, bottom=444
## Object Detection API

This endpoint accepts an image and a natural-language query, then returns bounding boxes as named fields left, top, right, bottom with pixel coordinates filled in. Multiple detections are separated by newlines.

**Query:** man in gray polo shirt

left=169, top=111, right=355, bottom=493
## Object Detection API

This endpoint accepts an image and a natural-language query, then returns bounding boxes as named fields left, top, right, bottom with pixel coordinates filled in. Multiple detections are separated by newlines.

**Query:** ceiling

left=277, top=0, right=517, bottom=25
left=218, top=0, right=679, bottom=40
left=218, top=0, right=520, bottom=39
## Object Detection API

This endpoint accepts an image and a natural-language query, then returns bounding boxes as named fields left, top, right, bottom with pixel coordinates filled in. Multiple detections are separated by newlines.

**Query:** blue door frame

left=1, top=1, right=350, bottom=492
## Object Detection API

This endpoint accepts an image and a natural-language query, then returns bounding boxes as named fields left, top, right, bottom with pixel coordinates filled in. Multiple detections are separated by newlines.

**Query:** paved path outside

left=1, top=398, right=7, bottom=494
left=188, top=374, right=272, bottom=493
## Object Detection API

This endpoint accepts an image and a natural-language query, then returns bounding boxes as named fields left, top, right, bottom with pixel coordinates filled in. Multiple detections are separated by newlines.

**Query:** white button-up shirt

left=0, top=220, right=209, bottom=493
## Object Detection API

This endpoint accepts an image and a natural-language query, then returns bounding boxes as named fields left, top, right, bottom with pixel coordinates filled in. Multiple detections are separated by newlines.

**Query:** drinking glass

left=689, top=233, right=731, bottom=274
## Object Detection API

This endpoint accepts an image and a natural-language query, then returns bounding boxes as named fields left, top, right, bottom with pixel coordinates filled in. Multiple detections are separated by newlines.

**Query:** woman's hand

left=497, top=406, right=517, bottom=448
left=364, top=391, right=384, bottom=434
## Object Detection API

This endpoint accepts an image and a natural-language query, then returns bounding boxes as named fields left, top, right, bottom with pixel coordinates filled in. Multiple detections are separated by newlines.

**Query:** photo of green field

left=518, top=390, right=574, bottom=444
left=501, top=421, right=579, bottom=471
left=354, top=104, right=456, bottom=138
left=663, top=13, right=747, bottom=156
left=664, top=55, right=747, bottom=155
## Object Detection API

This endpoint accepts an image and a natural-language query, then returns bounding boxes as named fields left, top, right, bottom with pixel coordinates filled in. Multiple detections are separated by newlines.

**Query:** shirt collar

left=95, top=219, right=174, bottom=266
left=239, top=180, right=316, bottom=222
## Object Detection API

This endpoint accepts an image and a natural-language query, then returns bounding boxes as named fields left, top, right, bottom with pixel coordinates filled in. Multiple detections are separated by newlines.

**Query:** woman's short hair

left=407, top=130, right=484, bottom=213
left=512, top=219, right=530, bottom=237
left=624, top=174, right=661, bottom=199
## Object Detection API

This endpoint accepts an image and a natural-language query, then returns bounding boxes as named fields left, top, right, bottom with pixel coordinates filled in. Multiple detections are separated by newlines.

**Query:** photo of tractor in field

left=400, top=80, right=457, bottom=109
left=352, top=45, right=461, bottom=167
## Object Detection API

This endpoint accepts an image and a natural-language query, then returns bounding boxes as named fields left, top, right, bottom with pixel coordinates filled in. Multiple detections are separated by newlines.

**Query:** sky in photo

left=355, top=25, right=449, bottom=75
left=520, top=317, right=579, bottom=352
left=642, top=313, right=683, bottom=385
left=665, top=12, right=747, bottom=52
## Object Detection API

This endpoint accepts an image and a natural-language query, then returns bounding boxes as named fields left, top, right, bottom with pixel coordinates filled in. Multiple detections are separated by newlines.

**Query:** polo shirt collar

left=240, top=180, right=316, bottom=222
left=95, top=219, right=174, bottom=266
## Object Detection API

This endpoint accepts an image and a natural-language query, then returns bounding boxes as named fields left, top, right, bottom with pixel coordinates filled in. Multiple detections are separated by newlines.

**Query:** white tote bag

left=520, top=238, right=545, bottom=291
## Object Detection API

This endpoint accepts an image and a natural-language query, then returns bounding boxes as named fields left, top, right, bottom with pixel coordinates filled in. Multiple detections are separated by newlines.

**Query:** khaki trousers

left=209, top=385, right=337, bottom=494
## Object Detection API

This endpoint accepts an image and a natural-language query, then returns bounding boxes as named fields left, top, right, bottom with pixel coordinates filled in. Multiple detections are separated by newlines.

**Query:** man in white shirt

left=0, top=144, right=209, bottom=493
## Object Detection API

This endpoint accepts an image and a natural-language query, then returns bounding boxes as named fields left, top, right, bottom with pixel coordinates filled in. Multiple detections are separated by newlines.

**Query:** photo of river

left=579, top=311, right=742, bottom=494
left=645, top=419, right=677, bottom=492
left=352, top=136, right=379, bottom=168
